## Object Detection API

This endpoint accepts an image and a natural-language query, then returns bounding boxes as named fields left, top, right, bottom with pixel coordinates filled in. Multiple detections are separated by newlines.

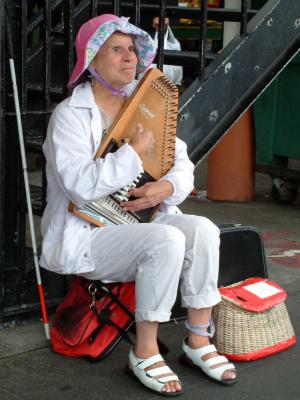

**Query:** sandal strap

left=129, top=348, right=163, bottom=369
left=158, top=375, right=180, bottom=384
left=146, top=366, right=173, bottom=377
left=183, top=341, right=217, bottom=358
left=204, top=355, right=229, bottom=368
left=138, top=354, right=164, bottom=369
left=207, top=364, right=236, bottom=381
left=195, top=344, right=217, bottom=357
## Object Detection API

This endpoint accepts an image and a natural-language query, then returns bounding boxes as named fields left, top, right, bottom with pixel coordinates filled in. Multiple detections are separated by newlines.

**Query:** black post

left=63, top=0, right=75, bottom=97
left=90, top=0, right=97, bottom=18
left=20, top=0, right=27, bottom=111
left=240, top=0, right=248, bottom=36
left=113, top=0, right=120, bottom=16
left=0, top=0, right=5, bottom=321
left=43, top=0, right=51, bottom=111
left=157, top=0, right=166, bottom=71
left=42, top=1, right=51, bottom=212
left=199, top=0, right=208, bottom=81
left=135, top=0, right=141, bottom=27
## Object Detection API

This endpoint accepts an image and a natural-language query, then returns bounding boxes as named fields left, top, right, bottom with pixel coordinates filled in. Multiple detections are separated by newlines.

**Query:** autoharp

left=69, top=68, right=178, bottom=227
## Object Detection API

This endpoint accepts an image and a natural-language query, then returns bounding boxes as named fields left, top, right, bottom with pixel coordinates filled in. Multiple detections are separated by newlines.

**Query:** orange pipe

left=206, top=108, right=255, bottom=202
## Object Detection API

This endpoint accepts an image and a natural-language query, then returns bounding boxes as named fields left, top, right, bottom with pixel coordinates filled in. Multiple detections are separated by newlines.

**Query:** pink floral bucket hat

left=68, top=14, right=156, bottom=87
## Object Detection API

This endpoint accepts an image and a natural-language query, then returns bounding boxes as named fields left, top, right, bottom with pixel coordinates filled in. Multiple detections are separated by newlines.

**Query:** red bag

left=50, top=277, right=135, bottom=361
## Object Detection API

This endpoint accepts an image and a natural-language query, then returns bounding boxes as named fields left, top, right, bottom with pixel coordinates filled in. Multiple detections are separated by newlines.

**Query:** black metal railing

left=0, top=0, right=5, bottom=317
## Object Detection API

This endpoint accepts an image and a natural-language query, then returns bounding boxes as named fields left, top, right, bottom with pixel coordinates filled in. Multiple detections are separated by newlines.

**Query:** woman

left=40, top=14, right=237, bottom=396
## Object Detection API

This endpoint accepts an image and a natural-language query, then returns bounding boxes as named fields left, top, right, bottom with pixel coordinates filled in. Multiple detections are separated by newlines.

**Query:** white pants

left=80, top=214, right=221, bottom=322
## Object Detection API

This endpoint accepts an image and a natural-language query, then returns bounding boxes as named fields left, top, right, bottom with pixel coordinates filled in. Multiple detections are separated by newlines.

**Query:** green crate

left=254, top=52, right=300, bottom=167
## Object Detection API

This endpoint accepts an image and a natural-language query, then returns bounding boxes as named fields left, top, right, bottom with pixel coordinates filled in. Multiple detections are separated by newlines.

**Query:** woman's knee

left=137, top=224, right=186, bottom=276
left=145, top=225, right=186, bottom=268
left=191, top=216, right=220, bottom=242
left=155, top=224, right=186, bottom=255
left=177, top=216, right=220, bottom=253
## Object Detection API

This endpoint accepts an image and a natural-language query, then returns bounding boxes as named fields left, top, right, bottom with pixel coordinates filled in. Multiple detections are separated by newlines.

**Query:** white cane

left=5, top=7, right=50, bottom=340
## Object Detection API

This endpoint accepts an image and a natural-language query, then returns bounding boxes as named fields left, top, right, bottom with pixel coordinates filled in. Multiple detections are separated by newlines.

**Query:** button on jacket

left=40, top=80, right=194, bottom=275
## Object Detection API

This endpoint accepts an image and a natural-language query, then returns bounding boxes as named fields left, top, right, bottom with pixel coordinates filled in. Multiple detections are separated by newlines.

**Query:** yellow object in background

left=179, top=1, right=221, bottom=24
left=189, top=0, right=221, bottom=6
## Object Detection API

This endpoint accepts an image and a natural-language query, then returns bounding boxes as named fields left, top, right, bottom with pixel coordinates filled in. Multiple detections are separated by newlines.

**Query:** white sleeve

left=44, top=104, right=144, bottom=206
left=159, top=137, right=194, bottom=205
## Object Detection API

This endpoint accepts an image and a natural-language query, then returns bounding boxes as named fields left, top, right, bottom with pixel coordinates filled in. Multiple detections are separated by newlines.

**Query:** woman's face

left=91, top=32, right=138, bottom=88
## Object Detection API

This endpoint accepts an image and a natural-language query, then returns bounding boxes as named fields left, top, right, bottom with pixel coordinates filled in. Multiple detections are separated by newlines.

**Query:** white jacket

left=40, top=80, right=194, bottom=275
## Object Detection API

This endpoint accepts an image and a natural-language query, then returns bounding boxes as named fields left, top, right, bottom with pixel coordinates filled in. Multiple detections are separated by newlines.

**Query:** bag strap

left=90, top=303, right=134, bottom=345
left=87, top=282, right=134, bottom=345
left=94, top=281, right=135, bottom=320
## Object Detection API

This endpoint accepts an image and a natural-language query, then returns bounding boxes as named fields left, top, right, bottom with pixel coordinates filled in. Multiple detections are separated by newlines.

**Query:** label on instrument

left=138, top=103, right=156, bottom=119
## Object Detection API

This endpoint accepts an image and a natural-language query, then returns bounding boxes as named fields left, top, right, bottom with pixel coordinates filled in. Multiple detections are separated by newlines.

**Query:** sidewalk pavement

left=1, top=172, right=300, bottom=400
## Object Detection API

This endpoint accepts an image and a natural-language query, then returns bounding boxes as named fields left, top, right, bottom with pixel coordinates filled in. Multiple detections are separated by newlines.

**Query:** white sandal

left=181, top=339, right=238, bottom=386
left=127, top=347, right=183, bottom=397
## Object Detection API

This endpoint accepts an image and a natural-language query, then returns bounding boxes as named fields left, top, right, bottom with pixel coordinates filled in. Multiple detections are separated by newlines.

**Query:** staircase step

left=27, top=83, right=64, bottom=102
left=25, top=129, right=44, bottom=153
left=29, top=185, right=43, bottom=216
left=178, top=0, right=300, bottom=163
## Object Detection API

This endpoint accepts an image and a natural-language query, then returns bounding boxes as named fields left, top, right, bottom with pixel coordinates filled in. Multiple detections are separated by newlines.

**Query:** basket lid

left=219, top=277, right=287, bottom=312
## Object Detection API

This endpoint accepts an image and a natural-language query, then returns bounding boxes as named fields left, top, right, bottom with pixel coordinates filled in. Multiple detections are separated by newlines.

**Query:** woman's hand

left=120, top=180, right=174, bottom=212
left=130, top=123, right=155, bottom=158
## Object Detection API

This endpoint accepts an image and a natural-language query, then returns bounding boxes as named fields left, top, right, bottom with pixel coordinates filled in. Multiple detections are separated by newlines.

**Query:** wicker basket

left=213, top=278, right=296, bottom=361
